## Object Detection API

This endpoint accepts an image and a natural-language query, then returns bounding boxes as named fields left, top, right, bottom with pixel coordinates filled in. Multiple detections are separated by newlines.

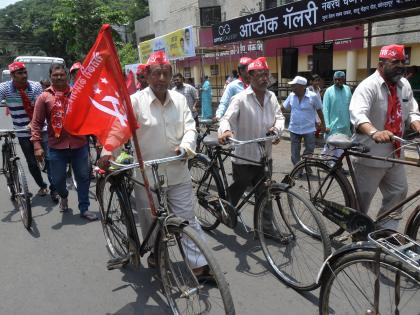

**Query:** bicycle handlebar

left=227, top=135, right=279, bottom=145
left=0, top=128, right=29, bottom=135
left=109, top=148, right=187, bottom=171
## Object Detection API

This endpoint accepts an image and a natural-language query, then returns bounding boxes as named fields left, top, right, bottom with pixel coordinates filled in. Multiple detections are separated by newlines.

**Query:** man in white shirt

left=218, top=57, right=285, bottom=237
left=102, top=51, right=210, bottom=277
left=350, top=44, right=420, bottom=223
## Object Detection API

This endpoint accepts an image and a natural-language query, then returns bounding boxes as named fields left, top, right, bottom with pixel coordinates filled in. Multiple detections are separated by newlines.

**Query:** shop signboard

left=139, top=25, right=195, bottom=62
left=212, top=0, right=420, bottom=45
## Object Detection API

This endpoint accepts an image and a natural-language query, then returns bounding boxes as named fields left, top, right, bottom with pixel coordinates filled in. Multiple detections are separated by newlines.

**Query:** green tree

left=117, top=42, right=139, bottom=68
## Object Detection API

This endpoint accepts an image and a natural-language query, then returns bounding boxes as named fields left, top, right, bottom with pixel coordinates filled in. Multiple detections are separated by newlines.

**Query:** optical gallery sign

left=213, top=0, right=420, bottom=45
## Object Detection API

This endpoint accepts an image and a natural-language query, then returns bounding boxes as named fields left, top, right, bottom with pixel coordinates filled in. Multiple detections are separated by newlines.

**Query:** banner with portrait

left=139, top=25, right=195, bottom=62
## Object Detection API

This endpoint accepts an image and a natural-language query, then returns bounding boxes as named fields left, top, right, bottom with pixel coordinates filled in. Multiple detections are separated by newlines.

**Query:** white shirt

left=130, top=87, right=197, bottom=186
left=218, top=87, right=285, bottom=165
left=350, top=70, right=420, bottom=167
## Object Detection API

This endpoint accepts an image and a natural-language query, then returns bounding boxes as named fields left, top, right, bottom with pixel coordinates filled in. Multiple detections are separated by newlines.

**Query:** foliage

left=117, top=42, right=139, bottom=68
left=0, top=0, right=148, bottom=68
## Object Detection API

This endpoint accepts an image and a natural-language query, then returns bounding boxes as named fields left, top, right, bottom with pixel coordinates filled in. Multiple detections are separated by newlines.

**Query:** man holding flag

left=31, top=63, right=98, bottom=221
left=63, top=25, right=213, bottom=278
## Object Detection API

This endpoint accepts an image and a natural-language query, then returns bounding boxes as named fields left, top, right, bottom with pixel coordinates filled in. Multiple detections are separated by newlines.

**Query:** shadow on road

left=106, top=264, right=170, bottom=315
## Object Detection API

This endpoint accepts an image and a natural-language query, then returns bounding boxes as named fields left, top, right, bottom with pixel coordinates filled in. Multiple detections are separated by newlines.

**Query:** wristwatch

left=368, top=129, right=379, bottom=138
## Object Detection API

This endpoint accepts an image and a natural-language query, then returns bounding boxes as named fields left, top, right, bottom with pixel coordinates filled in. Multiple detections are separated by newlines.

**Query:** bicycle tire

left=157, top=224, right=235, bottom=315
left=188, top=155, right=209, bottom=184
left=254, top=185, right=332, bottom=291
left=319, top=249, right=420, bottom=315
left=96, top=176, right=131, bottom=260
left=289, top=160, right=357, bottom=238
left=192, top=156, right=227, bottom=231
left=13, top=160, right=32, bottom=229
left=405, top=206, right=420, bottom=242
left=2, top=144, right=15, bottom=198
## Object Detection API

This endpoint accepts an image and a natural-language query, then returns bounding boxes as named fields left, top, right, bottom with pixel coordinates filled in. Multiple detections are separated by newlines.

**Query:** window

left=210, top=65, right=219, bottom=76
left=265, top=0, right=298, bottom=8
left=200, top=6, right=221, bottom=26
left=184, top=67, right=191, bottom=78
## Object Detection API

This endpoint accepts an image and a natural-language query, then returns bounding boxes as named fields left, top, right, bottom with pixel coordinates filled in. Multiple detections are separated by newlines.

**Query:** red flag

left=64, top=24, right=139, bottom=151
left=125, top=70, right=137, bottom=95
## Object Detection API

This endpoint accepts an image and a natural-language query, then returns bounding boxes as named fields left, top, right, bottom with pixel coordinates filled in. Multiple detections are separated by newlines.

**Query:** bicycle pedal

left=106, top=256, right=130, bottom=270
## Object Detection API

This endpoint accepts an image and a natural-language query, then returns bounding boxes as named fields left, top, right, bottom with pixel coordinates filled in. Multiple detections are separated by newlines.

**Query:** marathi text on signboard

left=212, top=0, right=420, bottom=45
left=139, top=25, right=196, bottom=62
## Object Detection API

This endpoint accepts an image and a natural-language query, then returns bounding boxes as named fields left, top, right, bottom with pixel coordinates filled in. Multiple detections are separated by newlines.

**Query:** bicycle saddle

left=326, top=133, right=353, bottom=149
left=202, top=134, right=220, bottom=147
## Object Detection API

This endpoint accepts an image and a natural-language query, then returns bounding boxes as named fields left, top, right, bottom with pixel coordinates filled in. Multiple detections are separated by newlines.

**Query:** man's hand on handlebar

left=97, top=154, right=114, bottom=170
left=267, top=127, right=281, bottom=144
left=218, top=130, right=233, bottom=145
left=174, top=146, right=187, bottom=161
left=371, top=130, right=394, bottom=143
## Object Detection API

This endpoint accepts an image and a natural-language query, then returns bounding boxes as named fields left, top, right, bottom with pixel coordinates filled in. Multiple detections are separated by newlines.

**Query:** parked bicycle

left=0, top=129, right=31, bottom=229
left=95, top=149, right=235, bottom=314
left=286, top=133, right=420, bottom=242
left=191, top=135, right=331, bottom=290
left=318, top=228, right=420, bottom=314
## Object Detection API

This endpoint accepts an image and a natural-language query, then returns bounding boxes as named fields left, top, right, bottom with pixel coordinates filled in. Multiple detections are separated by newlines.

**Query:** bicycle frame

left=300, top=136, right=420, bottom=235
left=199, top=136, right=275, bottom=215
left=105, top=151, right=189, bottom=257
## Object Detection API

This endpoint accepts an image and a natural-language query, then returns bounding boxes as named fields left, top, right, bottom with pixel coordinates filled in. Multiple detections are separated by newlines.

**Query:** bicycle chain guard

left=320, top=200, right=375, bottom=240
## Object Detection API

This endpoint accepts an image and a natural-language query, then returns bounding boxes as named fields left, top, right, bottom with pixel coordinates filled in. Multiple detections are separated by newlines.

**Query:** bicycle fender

left=165, top=216, right=189, bottom=228
left=404, top=205, right=420, bottom=235
left=270, top=182, right=291, bottom=191
left=316, top=241, right=378, bottom=285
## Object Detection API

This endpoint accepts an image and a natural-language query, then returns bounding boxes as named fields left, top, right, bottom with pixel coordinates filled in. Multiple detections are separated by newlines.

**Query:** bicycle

left=95, top=149, right=235, bottom=314
left=192, top=135, right=331, bottom=290
left=286, top=133, right=420, bottom=241
left=188, top=118, right=218, bottom=183
left=318, top=228, right=420, bottom=314
left=0, top=129, right=31, bottom=229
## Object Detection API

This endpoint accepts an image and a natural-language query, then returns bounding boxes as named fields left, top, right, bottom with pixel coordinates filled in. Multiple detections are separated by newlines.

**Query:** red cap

left=379, top=44, right=405, bottom=61
left=146, top=51, right=170, bottom=66
left=136, top=64, right=147, bottom=75
left=8, top=61, right=26, bottom=73
left=239, top=57, right=253, bottom=66
left=70, top=62, right=82, bottom=73
left=247, top=57, right=269, bottom=72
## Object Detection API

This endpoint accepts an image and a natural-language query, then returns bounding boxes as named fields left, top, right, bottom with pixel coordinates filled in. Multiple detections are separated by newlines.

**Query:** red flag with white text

left=64, top=24, right=139, bottom=151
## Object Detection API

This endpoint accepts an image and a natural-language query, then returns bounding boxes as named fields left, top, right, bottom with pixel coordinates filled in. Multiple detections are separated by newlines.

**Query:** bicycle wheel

left=188, top=155, right=209, bottom=184
left=157, top=224, right=235, bottom=315
left=289, top=160, right=357, bottom=238
left=2, top=144, right=15, bottom=198
left=319, top=250, right=420, bottom=315
left=192, top=158, right=226, bottom=231
left=254, top=185, right=331, bottom=291
left=405, top=206, right=420, bottom=242
left=96, top=176, right=130, bottom=259
left=12, top=160, right=32, bottom=229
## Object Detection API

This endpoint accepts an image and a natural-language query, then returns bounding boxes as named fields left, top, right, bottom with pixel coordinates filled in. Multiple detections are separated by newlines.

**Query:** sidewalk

left=280, top=130, right=419, bottom=163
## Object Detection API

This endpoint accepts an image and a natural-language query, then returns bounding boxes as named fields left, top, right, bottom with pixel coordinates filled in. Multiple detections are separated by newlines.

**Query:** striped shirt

left=0, top=80, right=43, bottom=138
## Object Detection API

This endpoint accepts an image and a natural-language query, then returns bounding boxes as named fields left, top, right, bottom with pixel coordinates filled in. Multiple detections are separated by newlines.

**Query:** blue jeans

left=290, top=132, right=316, bottom=166
left=48, top=144, right=90, bottom=213
left=18, top=132, right=54, bottom=190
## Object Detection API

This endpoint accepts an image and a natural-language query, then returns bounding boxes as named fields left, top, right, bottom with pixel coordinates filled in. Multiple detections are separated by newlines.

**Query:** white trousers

left=134, top=181, right=207, bottom=268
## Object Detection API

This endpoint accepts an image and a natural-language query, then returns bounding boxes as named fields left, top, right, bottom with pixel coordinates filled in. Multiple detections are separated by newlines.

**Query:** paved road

left=0, top=110, right=418, bottom=315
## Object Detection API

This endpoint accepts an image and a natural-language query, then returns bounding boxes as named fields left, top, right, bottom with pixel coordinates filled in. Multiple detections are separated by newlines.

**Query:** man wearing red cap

left=135, top=64, right=148, bottom=91
left=101, top=51, right=214, bottom=279
left=214, top=56, right=253, bottom=120
left=0, top=61, right=53, bottom=198
left=350, top=44, right=420, bottom=225
left=218, top=57, right=285, bottom=238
